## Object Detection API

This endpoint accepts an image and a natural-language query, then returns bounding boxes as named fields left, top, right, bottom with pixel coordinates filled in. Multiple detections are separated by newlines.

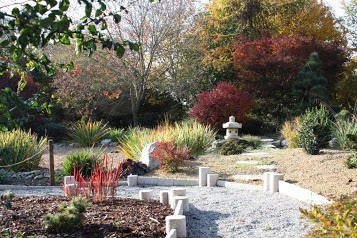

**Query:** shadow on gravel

left=186, top=204, right=229, bottom=238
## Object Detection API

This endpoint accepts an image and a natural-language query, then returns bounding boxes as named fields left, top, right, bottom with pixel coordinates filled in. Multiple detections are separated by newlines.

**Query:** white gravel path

left=0, top=185, right=311, bottom=238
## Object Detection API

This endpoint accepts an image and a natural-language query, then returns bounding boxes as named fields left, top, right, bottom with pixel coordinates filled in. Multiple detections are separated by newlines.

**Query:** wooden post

left=49, top=139, right=55, bottom=186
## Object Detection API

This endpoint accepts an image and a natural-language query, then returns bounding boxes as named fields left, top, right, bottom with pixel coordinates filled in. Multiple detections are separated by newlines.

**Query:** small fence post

left=49, top=139, right=55, bottom=186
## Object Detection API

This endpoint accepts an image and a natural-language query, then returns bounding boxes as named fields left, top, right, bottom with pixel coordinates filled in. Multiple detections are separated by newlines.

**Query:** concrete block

left=64, top=176, right=74, bottom=185
left=199, top=167, right=210, bottom=187
left=169, top=188, right=186, bottom=207
left=217, top=180, right=262, bottom=191
left=263, top=172, right=273, bottom=192
left=269, top=173, right=284, bottom=193
left=137, top=176, right=158, bottom=186
left=174, top=200, right=183, bottom=215
left=160, top=190, right=169, bottom=205
left=172, top=196, right=189, bottom=213
left=166, top=215, right=186, bottom=238
left=173, top=179, right=199, bottom=186
left=166, top=229, right=177, bottom=238
left=157, top=178, right=174, bottom=186
left=207, top=174, right=219, bottom=187
left=127, top=175, right=138, bottom=187
left=139, top=189, right=154, bottom=200
left=64, top=184, right=75, bottom=196
left=279, top=181, right=330, bottom=205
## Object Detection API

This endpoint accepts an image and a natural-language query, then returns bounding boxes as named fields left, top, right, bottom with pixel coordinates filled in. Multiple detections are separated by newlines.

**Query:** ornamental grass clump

left=62, top=147, right=104, bottom=178
left=281, top=117, right=301, bottom=148
left=0, top=129, right=47, bottom=172
left=119, top=120, right=216, bottom=161
left=68, top=120, right=109, bottom=147
left=332, top=115, right=357, bottom=150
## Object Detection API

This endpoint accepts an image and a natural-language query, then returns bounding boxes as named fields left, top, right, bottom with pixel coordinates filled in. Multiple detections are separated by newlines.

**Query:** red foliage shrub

left=232, top=35, right=346, bottom=121
left=150, top=141, right=191, bottom=172
left=190, top=82, right=252, bottom=129
left=0, top=71, right=38, bottom=99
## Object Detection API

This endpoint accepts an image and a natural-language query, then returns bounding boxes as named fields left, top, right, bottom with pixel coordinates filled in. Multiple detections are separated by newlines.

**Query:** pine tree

left=293, top=52, right=328, bottom=114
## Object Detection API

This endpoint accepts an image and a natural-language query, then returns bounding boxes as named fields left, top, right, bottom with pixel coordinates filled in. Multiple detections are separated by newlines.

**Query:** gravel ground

left=0, top=185, right=311, bottom=238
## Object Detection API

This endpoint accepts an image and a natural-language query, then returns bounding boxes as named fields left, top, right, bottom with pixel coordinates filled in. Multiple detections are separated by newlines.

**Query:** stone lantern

left=222, top=116, right=242, bottom=140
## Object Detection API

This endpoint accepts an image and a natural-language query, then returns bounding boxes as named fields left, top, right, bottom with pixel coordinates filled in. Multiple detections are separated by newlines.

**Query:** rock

left=281, top=140, right=288, bottom=147
left=109, top=142, right=118, bottom=147
left=101, top=139, right=112, bottom=146
left=54, top=169, right=63, bottom=175
left=32, top=170, right=42, bottom=176
left=43, top=172, right=50, bottom=178
left=139, top=142, right=160, bottom=171
left=34, top=175, right=44, bottom=180
left=11, top=174, right=17, bottom=178
left=212, top=139, right=226, bottom=149
left=25, top=174, right=34, bottom=180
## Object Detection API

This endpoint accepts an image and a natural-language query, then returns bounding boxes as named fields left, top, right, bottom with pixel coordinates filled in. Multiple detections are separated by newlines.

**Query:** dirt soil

left=25, top=145, right=357, bottom=200
left=0, top=196, right=172, bottom=237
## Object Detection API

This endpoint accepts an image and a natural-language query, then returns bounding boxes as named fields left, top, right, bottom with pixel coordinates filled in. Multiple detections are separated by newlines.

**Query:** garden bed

left=0, top=195, right=172, bottom=237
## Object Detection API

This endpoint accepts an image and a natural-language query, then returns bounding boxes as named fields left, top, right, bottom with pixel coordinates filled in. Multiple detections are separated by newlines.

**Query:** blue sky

left=324, top=0, right=345, bottom=16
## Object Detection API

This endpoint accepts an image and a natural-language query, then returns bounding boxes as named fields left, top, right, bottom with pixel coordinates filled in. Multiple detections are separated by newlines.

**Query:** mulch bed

left=0, top=196, right=173, bottom=237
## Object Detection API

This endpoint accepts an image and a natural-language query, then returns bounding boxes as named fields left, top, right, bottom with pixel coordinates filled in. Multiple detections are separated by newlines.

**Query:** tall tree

left=336, top=57, right=357, bottom=111
left=196, top=0, right=308, bottom=79
left=277, top=0, right=346, bottom=45
left=94, top=0, right=197, bottom=126
left=233, top=35, right=346, bottom=124
left=293, top=52, right=329, bottom=114
left=0, top=0, right=142, bottom=74
left=342, top=0, right=357, bottom=51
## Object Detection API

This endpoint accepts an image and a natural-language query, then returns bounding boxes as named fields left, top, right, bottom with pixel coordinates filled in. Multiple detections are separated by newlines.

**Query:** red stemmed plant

left=64, top=154, right=124, bottom=202
left=90, top=154, right=123, bottom=202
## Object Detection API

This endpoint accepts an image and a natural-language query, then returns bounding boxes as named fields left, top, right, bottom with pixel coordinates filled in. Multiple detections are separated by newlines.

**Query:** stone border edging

left=278, top=181, right=330, bottom=205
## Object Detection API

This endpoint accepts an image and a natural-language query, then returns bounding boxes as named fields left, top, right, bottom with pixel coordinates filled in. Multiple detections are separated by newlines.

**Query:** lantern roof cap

left=222, top=116, right=242, bottom=129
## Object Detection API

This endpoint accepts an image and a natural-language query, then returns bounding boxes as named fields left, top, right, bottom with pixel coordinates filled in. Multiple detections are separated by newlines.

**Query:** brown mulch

left=0, top=196, right=173, bottom=238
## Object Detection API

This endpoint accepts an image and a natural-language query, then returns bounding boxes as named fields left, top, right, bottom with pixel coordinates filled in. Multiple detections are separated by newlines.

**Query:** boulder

left=100, top=139, right=112, bottom=146
left=139, top=142, right=160, bottom=171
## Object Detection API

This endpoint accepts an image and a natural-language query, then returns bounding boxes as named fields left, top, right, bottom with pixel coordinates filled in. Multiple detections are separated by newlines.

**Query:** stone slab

left=232, top=174, right=263, bottom=181
left=157, top=178, right=174, bottom=186
left=235, top=160, right=259, bottom=165
left=137, top=176, right=158, bottom=186
left=255, top=165, right=276, bottom=170
left=278, top=181, right=330, bottom=205
left=173, top=179, right=199, bottom=186
left=240, top=152, right=271, bottom=157
left=217, top=180, right=262, bottom=191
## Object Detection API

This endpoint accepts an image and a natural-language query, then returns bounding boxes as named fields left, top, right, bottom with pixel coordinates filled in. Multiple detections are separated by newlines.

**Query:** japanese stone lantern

left=222, top=116, right=242, bottom=140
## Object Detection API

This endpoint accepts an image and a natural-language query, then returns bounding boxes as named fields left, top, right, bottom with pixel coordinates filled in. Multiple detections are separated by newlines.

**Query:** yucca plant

left=281, top=117, right=301, bottom=148
left=0, top=129, right=47, bottom=172
left=68, top=120, right=109, bottom=147
left=332, top=117, right=357, bottom=150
